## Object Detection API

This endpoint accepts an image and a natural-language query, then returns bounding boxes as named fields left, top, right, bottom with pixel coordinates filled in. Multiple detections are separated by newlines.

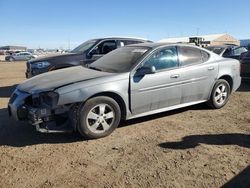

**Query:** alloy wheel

left=214, top=83, right=228, bottom=105
left=86, top=103, right=115, bottom=134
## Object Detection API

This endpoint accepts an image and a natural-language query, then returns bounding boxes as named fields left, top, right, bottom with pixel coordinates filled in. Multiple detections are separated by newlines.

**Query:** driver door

left=130, top=46, right=182, bottom=115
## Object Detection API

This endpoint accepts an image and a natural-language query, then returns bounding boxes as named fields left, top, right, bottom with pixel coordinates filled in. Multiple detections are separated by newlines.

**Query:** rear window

left=205, top=47, right=224, bottom=55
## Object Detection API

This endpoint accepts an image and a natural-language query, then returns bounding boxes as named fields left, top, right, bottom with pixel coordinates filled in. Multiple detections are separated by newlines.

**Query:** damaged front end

left=8, top=89, right=75, bottom=133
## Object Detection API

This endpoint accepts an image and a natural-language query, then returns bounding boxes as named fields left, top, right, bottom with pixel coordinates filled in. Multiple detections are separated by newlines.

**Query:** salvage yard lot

left=0, top=61, right=250, bottom=187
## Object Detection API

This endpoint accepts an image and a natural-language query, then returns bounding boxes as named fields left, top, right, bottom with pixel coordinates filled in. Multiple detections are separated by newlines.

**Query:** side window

left=179, top=47, right=206, bottom=66
left=143, top=47, right=179, bottom=71
left=233, top=47, right=248, bottom=56
left=223, top=48, right=232, bottom=57
left=93, top=40, right=117, bottom=55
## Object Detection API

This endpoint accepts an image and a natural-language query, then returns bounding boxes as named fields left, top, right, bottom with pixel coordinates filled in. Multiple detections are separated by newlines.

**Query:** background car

left=240, top=51, right=250, bottom=81
left=26, top=37, right=152, bottom=78
left=9, top=43, right=241, bottom=139
left=5, top=52, right=37, bottom=62
left=205, top=45, right=247, bottom=60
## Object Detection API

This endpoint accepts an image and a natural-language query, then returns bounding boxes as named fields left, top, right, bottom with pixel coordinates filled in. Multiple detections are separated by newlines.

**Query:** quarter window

left=143, top=47, right=179, bottom=71
left=201, top=50, right=210, bottom=62
left=179, top=47, right=209, bottom=66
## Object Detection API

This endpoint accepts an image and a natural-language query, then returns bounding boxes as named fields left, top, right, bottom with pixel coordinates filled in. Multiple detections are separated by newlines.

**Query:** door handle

left=170, top=74, right=180, bottom=78
left=208, top=67, right=215, bottom=71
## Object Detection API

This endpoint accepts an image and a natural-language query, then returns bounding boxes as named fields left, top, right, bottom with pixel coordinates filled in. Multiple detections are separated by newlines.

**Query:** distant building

left=0, top=45, right=27, bottom=51
left=159, top=33, right=240, bottom=47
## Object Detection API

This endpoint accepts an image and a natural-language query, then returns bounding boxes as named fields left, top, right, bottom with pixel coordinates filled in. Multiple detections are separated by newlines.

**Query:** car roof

left=95, top=37, right=152, bottom=42
left=126, top=42, right=204, bottom=49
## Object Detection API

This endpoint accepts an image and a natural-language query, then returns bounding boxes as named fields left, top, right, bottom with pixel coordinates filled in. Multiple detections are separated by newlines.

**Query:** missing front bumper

left=35, top=121, right=74, bottom=133
left=8, top=89, right=75, bottom=134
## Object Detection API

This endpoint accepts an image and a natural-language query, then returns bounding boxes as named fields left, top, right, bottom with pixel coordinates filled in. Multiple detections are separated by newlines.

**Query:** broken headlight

left=40, top=91, right=59, bottom=107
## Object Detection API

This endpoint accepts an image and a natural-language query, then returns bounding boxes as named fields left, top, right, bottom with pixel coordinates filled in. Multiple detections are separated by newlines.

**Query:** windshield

left=71, top=40, right=98, bottom=53
left=205, top=47, right=224, bottom=55
left=89, top=46, right=150, bottom=73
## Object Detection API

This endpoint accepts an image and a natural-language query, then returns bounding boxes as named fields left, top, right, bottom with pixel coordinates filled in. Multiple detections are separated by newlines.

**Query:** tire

left=77, top=96, right=121, bottom=139
left=9, top=57, right=14, bottom=62
left=207, top=79, right=231, bottom=109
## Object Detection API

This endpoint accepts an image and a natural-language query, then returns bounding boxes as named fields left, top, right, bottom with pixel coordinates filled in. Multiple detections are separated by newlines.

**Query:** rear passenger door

left=177, top=46, right=218, bottom=103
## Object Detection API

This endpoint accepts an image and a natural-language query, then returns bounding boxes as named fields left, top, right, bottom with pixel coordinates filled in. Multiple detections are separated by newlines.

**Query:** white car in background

left=5, top=52, right=37, bottom=62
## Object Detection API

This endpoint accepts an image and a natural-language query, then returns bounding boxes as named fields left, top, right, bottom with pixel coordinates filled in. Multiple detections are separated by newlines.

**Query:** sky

left=0, top=0, right=249, bottom=49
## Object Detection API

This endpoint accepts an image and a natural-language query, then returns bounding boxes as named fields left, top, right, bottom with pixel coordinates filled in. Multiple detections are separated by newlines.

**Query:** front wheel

left=207, top=79, right=231, bottom=109
left=78, top=96, right=121, bottom=139
left=9, top=57, right=14, bottom=62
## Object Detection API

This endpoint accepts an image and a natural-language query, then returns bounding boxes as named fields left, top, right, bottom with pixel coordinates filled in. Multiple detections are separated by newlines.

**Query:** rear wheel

left=207, top=79, right=231, bottom=109
left=78, top=96, right=121, bottom=139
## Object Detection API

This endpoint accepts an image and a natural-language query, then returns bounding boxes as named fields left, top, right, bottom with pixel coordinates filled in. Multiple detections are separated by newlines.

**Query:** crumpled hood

left=18, top=66, right=113, bottom=93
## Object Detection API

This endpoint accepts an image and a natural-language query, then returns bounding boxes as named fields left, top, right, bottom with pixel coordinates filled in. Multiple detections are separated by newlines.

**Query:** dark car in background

left=26, top=37, right=152, bottom=78
left=240, top=51, right=250, bottom=81
left=205, top=45, right=247, bottom=60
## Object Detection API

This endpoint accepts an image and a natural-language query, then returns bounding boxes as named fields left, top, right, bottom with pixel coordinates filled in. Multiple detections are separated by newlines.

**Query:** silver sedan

left=8, top=43, right=241, bottom=139
left=5, top=52, right=37, bottom=61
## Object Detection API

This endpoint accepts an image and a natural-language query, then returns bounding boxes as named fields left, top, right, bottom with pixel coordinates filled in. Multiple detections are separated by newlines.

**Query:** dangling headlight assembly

left=40, top=91, right=59, bottom=107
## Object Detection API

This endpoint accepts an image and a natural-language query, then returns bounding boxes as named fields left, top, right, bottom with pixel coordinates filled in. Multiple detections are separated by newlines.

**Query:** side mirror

left=136, top=65, right=156, bottom=76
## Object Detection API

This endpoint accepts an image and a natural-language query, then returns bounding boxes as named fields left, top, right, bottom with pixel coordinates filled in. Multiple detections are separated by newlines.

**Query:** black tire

left=207, top=79, right=231, bottom=109
left=78, top=96, right=121, bottom=139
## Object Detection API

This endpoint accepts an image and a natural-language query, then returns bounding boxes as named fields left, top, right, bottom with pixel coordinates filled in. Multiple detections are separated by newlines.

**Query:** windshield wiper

left=88, top=66, right=102, bottom=71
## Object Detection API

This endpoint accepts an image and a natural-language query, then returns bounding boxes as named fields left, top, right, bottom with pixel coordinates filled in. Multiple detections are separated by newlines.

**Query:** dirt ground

left=0, top=61, right=249, bottom=188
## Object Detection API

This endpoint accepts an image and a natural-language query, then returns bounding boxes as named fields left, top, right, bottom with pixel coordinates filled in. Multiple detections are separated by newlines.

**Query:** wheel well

left=90, top=92, right=127, bottom=120
left=219, top=75, right=233, bottom=92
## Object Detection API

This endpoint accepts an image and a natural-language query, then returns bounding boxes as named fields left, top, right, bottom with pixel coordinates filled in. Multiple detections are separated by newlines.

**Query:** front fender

left=55, top=78, right=130, bottom=110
